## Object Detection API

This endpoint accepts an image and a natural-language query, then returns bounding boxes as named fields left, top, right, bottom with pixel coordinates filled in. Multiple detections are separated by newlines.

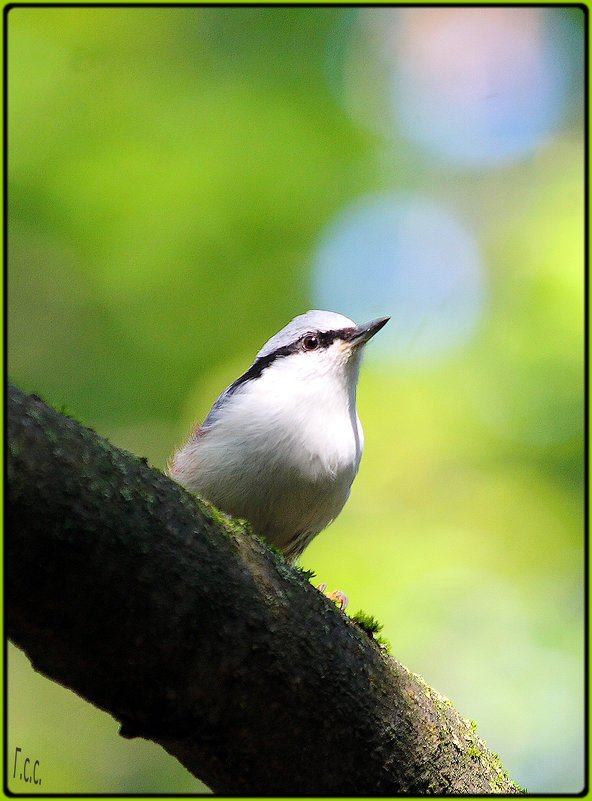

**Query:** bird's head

left=252, top=310, right=390, bottom=392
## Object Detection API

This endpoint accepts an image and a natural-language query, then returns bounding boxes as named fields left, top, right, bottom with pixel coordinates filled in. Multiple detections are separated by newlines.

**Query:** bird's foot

left=317, top=583, right=349, bottom=611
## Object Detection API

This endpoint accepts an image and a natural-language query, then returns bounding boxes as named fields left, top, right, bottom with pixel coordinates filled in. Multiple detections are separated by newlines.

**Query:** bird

left=169, top=310, right=389, bottom=568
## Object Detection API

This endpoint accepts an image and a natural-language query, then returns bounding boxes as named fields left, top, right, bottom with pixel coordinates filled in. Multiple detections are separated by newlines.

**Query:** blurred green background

left=7, top=6, right=584, bottom=794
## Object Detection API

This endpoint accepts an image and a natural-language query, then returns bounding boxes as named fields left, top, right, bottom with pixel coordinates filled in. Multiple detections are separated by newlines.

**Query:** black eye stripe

left=224, top=326, right=356, bottom=397
left=301, top=327, right=355, bottom=349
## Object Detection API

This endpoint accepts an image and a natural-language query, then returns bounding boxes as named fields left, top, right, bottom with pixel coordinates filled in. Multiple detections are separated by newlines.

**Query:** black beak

left=347, top=316, right=390, bottom=347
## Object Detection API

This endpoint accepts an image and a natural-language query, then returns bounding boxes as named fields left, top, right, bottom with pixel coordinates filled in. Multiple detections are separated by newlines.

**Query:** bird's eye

left=302, top=334, right=320, bottom=351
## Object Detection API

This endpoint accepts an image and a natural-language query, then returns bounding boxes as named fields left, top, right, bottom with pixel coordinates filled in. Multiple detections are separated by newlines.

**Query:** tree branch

left=7, top=384, right=522, bottom=794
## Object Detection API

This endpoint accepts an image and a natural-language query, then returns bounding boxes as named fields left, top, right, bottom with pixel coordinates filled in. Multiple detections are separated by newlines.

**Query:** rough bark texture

left=6, top=384, right=522, bottom=794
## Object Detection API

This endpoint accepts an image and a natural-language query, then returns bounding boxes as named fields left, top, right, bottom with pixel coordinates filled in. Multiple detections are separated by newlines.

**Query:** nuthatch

left=170, top=310, right=389, bottom=564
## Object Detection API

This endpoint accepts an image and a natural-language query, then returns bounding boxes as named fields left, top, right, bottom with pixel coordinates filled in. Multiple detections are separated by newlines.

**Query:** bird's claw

left=317, top=583, right=349, bottom=610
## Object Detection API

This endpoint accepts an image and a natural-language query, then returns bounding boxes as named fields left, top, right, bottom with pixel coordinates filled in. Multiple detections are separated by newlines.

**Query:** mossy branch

left=6, top=383, right=523, bottom=794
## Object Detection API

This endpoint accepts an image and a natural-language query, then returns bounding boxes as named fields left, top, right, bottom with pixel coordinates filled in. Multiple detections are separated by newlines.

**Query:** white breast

left=171, top=356, right=364, bottom=554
